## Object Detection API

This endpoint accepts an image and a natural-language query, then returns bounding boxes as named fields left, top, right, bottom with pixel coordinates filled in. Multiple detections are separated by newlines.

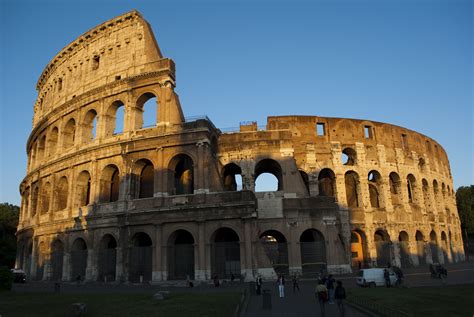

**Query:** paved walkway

left=245, top=282, right=368, bottom=317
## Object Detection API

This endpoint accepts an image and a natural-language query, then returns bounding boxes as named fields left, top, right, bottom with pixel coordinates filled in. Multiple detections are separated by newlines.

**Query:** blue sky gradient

left=1, top=0, right=472, bottom=205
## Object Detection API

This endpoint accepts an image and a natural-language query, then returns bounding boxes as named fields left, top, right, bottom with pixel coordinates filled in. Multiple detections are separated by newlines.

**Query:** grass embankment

left=348, top=284, right=474, bottom=317
left=0, top=291, right=241, bottom=317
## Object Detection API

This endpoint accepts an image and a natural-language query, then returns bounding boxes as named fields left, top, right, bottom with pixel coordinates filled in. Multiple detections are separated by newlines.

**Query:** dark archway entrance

left=130, top=233, right=152, bottom=283
left=300, top=229, right=326, bottom=277
left=398, top=231, right=411, bottom=267
left=351, top=230, right=368, bottom=268
left=71, top=238, right=88, bottom=281
left=211, top=228, right=241, bottom=279
left=259, top=230, right=289, bottom=275
left=429, top=231, right=439, bottom=263
left=415, top=231, right=426, bottom=265
left=98, top=234, right=117, bottom=282
left=51, top=240, right=64, bottom=281
left=168, top=230, right=195, bottom=280
left=374, top=230, right=391, bottom=267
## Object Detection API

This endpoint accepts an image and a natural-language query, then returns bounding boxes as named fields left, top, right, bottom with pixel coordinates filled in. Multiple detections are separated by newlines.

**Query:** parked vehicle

left=10, top=268, right=26, bottom=283
left=356, top=268, right=397, bottom=287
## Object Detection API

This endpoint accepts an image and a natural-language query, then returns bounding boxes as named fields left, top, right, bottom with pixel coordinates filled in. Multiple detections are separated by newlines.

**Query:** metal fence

left=211, top=242, right=241, bottom=279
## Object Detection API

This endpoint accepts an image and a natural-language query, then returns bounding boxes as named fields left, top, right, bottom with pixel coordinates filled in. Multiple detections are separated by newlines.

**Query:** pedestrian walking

left=277, top=273, right=285, bottom=298
left=326, top=274, right=335, bottom=304
left=383, top=268, right=391, bottom=287
left=335, top=280, right=346, bottom=317
left=256, top=275, right=262, bottom=295
left=292, top=273, right=300, bottom=293
left=315, top=279, right=328, bottom=317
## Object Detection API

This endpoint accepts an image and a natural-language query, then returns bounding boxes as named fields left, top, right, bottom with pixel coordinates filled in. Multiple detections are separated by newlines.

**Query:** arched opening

left=40, top=182, right=51, bottom=214
left=351, top=230, right=368, bottom=268
left=105, top=101, right=125, bottom=136
left=341, top=147, right=356, bottom=165
left=47, top=127, right=59, bottom=157
left=441, top=183, right=446, bottom=198
left=432, top=180, right=439, bottom=202
left=22, top=188, right=30, bottom=220
left=254, top=159, right=283, bottom=192
left=211, top=228, right=241, bottom=279
left=345, top=171, right=360, bottom=208
left=429, top=231, right=439, bottom=263
left=407, top=174, right=417, bottom=204
left=36, top=241, right=46, bottom=280
left=82, top=109, right=98, bottom=142
left=55, top=176, right=68, bottom=211
left=51, top=239, right=64, bottom=281
left=318, top=168, right=335, bottom=197
left=441, top=231, right=448, bottom=263
left=63, top=119, right=76, bottom=149
left=368, top=170, right=381, bottom=208
left=71, top=238, right=88, bottom=281
left=422, top=179, right=430, bottom=211
left=31, top=186, right=39, bottom=217
left=374, top=230, right=391, bottom=267
left=398, top=231, right=411, bottom=267
left=98, top=234, right=117, bottom=282
left=299, top=170, right=310, bottom=195
left=169, top=155, right=194, bottom=195
left=168, top=230, right=195, bottom=280
left=77, top=171, right=91, bottom=206
left=259, top=230, right=289, bottom=275
left=37, top=135, right=46, bottom=161
left=418, top=158, right=426, bottom=172
left=129, top=232, right=152, bottom=283
left=136, top=160, right=154, bottom=198
left=415, top=231, right=426, bottom=265
left=389, top=172, right=402, bottom=206
left=300, top=229, right=326, bottom=277
left=137, top=93, right=157, bottom=128
left=24, top=241, right=33, bottom=277
left=222, top=163, right=243, bottom=191
left=99, top=165, right=120, bottom=203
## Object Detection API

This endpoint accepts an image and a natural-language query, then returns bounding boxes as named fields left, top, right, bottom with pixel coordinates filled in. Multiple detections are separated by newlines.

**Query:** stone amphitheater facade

left=16, top=11, right=464, bottom=283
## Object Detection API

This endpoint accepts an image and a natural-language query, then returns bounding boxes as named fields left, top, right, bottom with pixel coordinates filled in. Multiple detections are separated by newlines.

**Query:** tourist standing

left=277, top=273, right=285, bottom=298
left=292, top=274, right=300, bottom=293
left=384, top=269, right=391, bottom=287
left=256, top=275, right=262, bottom=295
left=326, top=274, right=335, bottom=304
left=315, top=279, right=328, bottom=317
left=335, top=280, right=346, bottom=317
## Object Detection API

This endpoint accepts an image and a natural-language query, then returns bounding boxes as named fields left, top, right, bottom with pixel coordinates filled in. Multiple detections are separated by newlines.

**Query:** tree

left=0, top=203, right=19, bottom=268
left=456, top=186, right=474, bottom=236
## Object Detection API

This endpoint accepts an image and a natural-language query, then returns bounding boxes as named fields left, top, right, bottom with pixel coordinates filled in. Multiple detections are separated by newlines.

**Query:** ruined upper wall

left=33, top=10, right=169, bottom=126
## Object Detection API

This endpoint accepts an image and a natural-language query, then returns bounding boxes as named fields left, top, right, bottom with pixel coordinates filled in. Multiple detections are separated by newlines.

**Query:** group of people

left=255, top=273, right=347, bottom=316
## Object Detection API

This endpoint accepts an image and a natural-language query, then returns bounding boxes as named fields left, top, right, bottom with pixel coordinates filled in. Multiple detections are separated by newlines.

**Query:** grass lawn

left=347, top=284, right=474, bottom=317
left=0, top=291, right=242, bottom=317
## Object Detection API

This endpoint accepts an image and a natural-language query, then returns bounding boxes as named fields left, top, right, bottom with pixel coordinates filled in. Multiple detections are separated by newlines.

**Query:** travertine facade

left=16, top=11, right=464, bottom=283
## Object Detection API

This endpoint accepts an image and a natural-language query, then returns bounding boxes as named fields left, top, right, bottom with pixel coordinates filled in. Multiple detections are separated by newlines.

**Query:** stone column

left=154, top=147, right=166, bottom=196
left=85, top=249, right=95, bottom=281
left=196, top=221, right=207, bottom=281
left=243, top=220, right=254, bottom=281
left=62, top=252, right=71, bottom=281
left=152, top=224, right=163, bottom=281
left=287, top=222, right=302, bottom=276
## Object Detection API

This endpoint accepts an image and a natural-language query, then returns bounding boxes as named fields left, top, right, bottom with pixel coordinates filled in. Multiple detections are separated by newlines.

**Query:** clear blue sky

left=1, top=0, right=472, bottom=206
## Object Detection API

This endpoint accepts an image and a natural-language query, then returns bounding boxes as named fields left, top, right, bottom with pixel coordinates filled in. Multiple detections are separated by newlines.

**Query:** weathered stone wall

left=16, top=11, right=464, bottom=283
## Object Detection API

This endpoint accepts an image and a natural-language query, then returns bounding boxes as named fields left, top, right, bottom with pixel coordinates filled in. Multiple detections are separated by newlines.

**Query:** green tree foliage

left=456, top=186, right=474, bottom=235
left=0, top=203, right=19, bottom=268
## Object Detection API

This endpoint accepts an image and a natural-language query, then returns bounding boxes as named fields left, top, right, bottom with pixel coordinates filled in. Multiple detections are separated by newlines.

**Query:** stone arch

left=429, top=230, right=439, bottom=263
left=345, top=171, right=360, bottom=208
left=36, top=241, right=46, bottom=280
left=406, top=174, right=417, bottom=204
left=55, top=176, right=68, bottom=211
left=105, top=100, right=126, bottom=136
left=259, top=230, right=289, bottom=275
left=82, top=109, right=98, bottom=142
left=351, top=229, right=368, bottom=268
left=31, top=185, right=39, bottom=217
left=167, top=229, right=195, bottom=280
left=441, top=183, right=446, bottom=198
left=136, top=92, right=158, bottom=129
left=211, top=227, right=241, bottom=279
left=40, top=181, right=52, bottom=214
left=76, top=170, right=92, bottom=207
left=255, top=158, right=283, bottom=192
left=62, top=118, right=76, bottom=149
left=415, top=231, right=426, bottom=265
left=129, top=232, right=153, bottom=283
left=341, top=147, right=357, bottom=166
left=70, top=238, right=88, bottom=281
left=222, top=163, right=242, bottom=191
left=441, top=231, right=448, bottom=263
left=98, top=234, right=117, bottom=282
left=389, top=172, right=402, bottom=206
left=432, top=180, right=439, bottom=202
left=47, top=127, right=59, bottom=157
left=99, top=164, right=120, bottom=203
left=318, top=168, right=335, bottom=197
left=299, top=229, right=326, bottom=277
left=37, top=135, right=46, bottom=161
left=132, top=159, right=154, bottom=199
left=418, top=157, right=426, bottom=172
left=422, top=179, right=431, bottom=211
left=398, top=231, right=411, bottom=267
left=51, top=239, right=64, bottom=281
left=169, top=154, right=194, bottom=195
left=368, top=170, right=382, bottom=208
left=22, top=187, right=30, bottom=220
left=374, top=229, right=391, bottom=266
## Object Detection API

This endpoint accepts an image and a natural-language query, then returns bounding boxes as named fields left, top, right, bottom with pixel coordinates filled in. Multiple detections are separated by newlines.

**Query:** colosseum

left=16, top=10, right=465, bottom=283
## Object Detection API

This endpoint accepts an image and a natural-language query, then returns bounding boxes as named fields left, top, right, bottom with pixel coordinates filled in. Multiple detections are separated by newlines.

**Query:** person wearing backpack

left=326, top=274, right=335, bottom=304
left=315, top=279, right=328, bottom=316
left=335, top=280, right=346, bottom=317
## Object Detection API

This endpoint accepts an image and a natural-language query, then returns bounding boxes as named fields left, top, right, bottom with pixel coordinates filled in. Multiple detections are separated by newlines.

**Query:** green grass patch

left=0, top=291, right=241, bottom=317
left=347, top=284, right=474, bottom=317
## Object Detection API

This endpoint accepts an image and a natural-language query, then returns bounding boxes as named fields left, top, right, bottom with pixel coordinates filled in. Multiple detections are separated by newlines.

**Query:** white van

left=356, top=268, right=397, bottom=287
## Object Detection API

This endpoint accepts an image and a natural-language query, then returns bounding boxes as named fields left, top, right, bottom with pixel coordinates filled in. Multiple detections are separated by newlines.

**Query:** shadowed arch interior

left=255, top=159, right=283, bottom=192
left=211, top=228, right=241, bottom=279
left=169, top=154, right=194, bottom=195
left=130, top=232, right=152, bottom=283
left=98, top=234, right=117, bottom=282
left=259, top=230, right=289, bottom=275
left=71, top=238, right=87, bottom=281
left=318, top=168, right=335, bottom=197
left=222, top=163, right=242, bottom=191
left=300, top=229, right=326, bottom=277
left=168, top=230, right=195, bottom=280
